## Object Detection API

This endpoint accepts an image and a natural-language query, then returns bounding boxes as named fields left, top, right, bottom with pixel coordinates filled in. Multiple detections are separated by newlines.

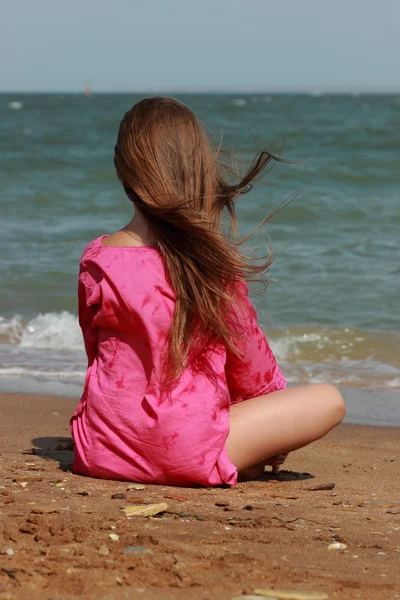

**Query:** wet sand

left=0, top=393, right=399, bottom=600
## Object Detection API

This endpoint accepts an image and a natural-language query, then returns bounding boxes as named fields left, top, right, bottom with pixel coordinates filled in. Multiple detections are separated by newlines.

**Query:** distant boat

left=84, top=82, right=91, bottom=97
left=9, top=101, right=23, bottom=110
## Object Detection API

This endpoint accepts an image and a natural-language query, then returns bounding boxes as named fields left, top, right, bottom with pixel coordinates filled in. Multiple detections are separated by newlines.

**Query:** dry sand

left=0, top=393, right=399, bottom=600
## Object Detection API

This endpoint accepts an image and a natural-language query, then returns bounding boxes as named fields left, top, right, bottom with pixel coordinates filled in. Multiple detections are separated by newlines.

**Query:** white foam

left=0, top=312, right=83, bottom=351
left=19, top=312, right=83, bottom=350
left=8, top=101, right=23, bottom=110
left=0, top=315, right=24, bottom=343
left=232, top=98, right=247, bottom=106
left=268, top=329, right=333, bottom=362
left=0, top=366, right=85, bottom=379
left=269, top=335, right=301, bottom=362
left=387, top=378, right=400, bottom=388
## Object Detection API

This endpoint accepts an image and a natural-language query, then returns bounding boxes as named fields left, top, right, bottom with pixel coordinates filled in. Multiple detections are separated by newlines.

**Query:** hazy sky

left=1, top=0, right=399, bottom=92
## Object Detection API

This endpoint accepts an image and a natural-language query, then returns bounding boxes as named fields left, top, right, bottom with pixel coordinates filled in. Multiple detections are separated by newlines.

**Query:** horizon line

left=1, top=87, right=400, bottom=95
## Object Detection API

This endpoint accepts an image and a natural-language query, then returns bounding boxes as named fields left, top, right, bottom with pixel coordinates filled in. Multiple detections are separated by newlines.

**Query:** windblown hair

left=114, top=96, right=286, bottom=382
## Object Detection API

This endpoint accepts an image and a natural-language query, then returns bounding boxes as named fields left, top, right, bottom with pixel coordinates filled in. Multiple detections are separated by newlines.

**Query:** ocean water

left=0, top=93, right=399, bottom=407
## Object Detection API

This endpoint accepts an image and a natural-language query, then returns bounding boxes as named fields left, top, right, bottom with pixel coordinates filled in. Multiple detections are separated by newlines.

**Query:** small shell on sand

left=232, top=596, right=270, bottom=600
left=126, top=484, right=146, bottom=491
left=328, top=542, right=347, bottom=551
left=254, top=590, right=329, bottom=600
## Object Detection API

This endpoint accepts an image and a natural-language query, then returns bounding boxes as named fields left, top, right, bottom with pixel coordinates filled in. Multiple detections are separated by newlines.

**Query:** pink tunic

left=70, top=235, right=286, bottom=486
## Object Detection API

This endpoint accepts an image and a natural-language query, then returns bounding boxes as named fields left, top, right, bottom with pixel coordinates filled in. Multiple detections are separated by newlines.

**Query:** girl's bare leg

left=227, top=384, right=346, bottom=472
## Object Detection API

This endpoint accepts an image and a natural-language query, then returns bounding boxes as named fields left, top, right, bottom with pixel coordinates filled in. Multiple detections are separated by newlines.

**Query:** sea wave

left=270, top=325, right=400, bottom=389
left=0, top=313, right=398, bottom=391
left=1, top=314, right=398, bottom=363
left=0, top=312, right=82, bottom=350
left=270, top=325, right=400, bottom=368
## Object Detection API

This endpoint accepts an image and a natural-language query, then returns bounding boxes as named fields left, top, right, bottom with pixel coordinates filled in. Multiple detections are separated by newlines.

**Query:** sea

left=1, top=93, right=399, bottom=424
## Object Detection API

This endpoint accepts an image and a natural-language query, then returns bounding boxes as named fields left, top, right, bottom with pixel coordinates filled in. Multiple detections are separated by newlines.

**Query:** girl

left=70, top=97, right=345, bottom=487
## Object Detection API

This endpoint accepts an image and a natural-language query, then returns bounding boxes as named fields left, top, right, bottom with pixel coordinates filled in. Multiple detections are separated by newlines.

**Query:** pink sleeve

left=78, top=266, right=100, bottom=365
left=225, top=282, right=286, bottom=404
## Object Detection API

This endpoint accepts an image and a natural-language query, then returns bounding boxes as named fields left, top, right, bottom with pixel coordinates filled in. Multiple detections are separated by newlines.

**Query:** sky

left=1, top=0, right=399, bottom=93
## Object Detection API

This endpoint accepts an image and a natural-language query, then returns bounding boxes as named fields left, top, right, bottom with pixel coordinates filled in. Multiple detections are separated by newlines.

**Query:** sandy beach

left=1, top=393, right=399, bottom=600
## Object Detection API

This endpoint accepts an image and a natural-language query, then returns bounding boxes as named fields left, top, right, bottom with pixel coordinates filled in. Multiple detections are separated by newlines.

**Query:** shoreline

left=1, top=392, right=399, bottom=599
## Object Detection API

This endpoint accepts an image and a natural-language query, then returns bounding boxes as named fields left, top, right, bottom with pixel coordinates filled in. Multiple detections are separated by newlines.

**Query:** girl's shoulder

left=80, top=235, right=159, bottom=263
left=80, top=236, right=102, bottom=259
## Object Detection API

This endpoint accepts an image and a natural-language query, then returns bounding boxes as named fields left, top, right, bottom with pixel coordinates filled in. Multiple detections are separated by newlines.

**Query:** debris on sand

left=98, top=545, right=109, bottom=556
left=13, top=476, right=43, bottom=482
left=232, top=596, right=268, bottom=600
left=123, top=546, right=153, bottom=555
left=126, top=484, right=146, bottom=491
left=163, top=494, right=188, bottom=502
left=122, top=502, right=168, bottom=517
left=307, top=483, right=335, bottom=491
left=254, top=589, right=329, bottom=599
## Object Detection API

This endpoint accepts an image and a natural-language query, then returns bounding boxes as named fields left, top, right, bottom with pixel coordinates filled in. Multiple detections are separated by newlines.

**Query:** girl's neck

left=122, top=211, right=156, bottom=246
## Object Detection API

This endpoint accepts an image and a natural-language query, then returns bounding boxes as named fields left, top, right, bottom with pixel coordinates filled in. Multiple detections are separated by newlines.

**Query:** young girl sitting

left=70, top=97, right=345, bottom=486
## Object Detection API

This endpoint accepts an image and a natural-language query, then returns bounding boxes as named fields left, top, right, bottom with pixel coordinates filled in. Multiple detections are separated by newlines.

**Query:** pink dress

left=70, top=235, right=286, bottom=486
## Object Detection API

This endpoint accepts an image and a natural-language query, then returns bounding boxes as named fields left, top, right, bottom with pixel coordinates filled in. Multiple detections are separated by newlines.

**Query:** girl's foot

left=237, top=453, right=289, bottom=481
left=270, top=453, right=289, bottom=474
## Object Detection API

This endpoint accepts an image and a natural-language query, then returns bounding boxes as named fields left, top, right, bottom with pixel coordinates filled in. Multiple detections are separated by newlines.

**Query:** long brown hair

left=114, top=96, right=287, bottom=382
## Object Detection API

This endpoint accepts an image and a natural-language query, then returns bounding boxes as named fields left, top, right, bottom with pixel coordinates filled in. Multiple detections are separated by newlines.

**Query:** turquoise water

left=0, top=93, right=399, bottom=396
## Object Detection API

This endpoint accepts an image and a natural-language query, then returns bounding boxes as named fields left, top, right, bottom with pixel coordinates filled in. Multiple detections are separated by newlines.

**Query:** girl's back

left=71, top=234, right=285, bottom=486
